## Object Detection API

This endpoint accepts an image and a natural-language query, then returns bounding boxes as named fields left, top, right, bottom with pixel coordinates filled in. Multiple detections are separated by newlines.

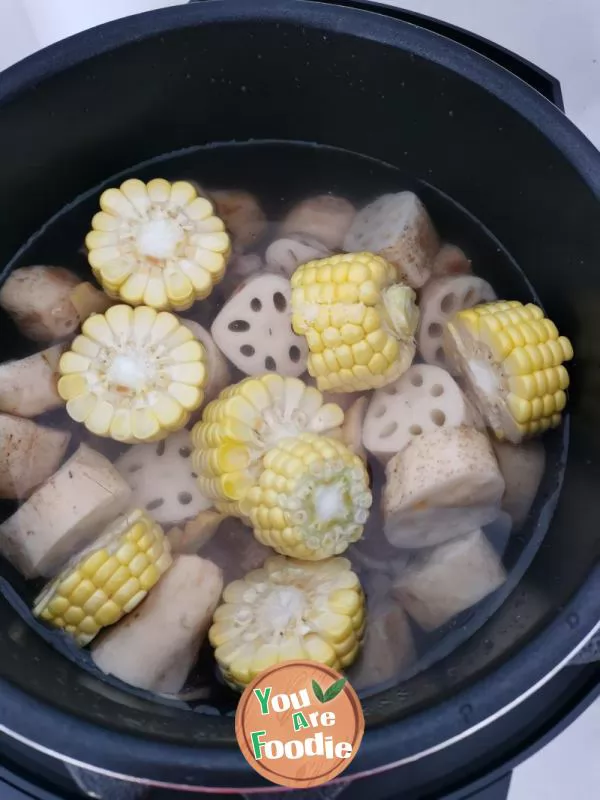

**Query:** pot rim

left=1, top=0, right=599, bottom=790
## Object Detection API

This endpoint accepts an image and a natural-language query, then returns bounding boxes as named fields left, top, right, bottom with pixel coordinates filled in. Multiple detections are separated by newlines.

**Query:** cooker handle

left=189, top=0, right=565, bottom=110
left=307, top=0, right=565, bottom=109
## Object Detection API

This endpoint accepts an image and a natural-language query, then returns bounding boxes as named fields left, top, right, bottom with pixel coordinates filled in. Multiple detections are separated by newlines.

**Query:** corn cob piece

left=33, top=509, right=172, bottom=646
left=444, top=301, right=574, bottom=443
left=57, top=304, right=207, bottom=444
left=209, top=555, right=365, bottom=689
left=240, top=433, right=372, bottom=560
left=291, top=252, right=418, bottom=393
left=86, top=178, right=231, bottom=311
left=191, top=375, right=345, bottom=517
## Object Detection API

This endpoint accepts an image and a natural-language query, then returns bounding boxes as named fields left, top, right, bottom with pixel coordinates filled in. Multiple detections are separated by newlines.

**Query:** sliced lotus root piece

left=85, top=178, right=231, bottom=311
left=179, top=318, right=231, bottom=409
left=210, top=189, right=267, bottom=252
left=343, top=192, right=439, bottom=288
left=418, top=276, right=496, bottom=371
left=265, top=234, right=332, bottom=280
left=492, top=439, right=546, bottom=529
left=383, top=425, right=505, bottom=549
left=115, top=429, right=212, bottom=526
left=363, top=364, right=475, bottom=464
left=281, top=195, right=356, bottom=250
left=391, top=529, right=507, bottom=631
left=430, top=244, right=472, bottom=278
left=211, top=273, right=308, bottom=376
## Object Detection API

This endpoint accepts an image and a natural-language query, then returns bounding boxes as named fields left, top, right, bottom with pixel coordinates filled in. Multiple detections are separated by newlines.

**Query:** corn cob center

left=285, top=462, right=369, bottom=540
left=241, top=433, right=372, bottom=560
left=209, top=555, right=365, bottom=688
left=192, top=375, right=344, bottom=516
left=86, top=179, right=231, bottom=311
left=58, top=305, right=206, bottom=443
left=135, top=217, right=185, bottom=260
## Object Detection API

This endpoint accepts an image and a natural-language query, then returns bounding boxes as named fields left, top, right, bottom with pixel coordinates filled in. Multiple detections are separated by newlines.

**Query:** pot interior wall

left=1, top=2, right=600, bottom=749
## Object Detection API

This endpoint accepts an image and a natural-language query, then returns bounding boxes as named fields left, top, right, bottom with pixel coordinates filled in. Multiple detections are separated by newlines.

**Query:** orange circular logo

left=235, top=660, right=364, bottom=789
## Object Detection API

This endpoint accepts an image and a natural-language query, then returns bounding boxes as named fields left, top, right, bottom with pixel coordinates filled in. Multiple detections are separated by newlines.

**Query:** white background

left=1, top=1, right=599, bottom=798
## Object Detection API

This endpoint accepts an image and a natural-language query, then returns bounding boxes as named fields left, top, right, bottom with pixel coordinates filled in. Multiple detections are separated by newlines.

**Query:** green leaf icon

left=312, top=679, right=325, bottom=703
left=323, top=677, right=347, bottom=702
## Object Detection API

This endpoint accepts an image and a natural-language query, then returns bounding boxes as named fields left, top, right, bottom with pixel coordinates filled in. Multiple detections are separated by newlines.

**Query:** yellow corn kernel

left=209, top=555, right=365, bottom=690
left=87, top=178, right=231, bottom=311
left=445, top=300, right=574, bottom=443
left=58, top=305, right=207, bottom=445
left=291, top=252, right=418, bottom=392
left=191, top=375, right=345, bottom=518
left=33, top=509, right=172, bottom=646
left=239, top=432, right=371, bottom=561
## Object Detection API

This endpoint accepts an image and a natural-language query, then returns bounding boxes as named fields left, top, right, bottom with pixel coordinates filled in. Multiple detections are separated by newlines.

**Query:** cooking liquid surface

left=0, top=141, right=568, bottom=714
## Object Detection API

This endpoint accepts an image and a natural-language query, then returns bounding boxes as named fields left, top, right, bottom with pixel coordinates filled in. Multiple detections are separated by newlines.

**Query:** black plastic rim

left=1, top=0, right=600, bottom=790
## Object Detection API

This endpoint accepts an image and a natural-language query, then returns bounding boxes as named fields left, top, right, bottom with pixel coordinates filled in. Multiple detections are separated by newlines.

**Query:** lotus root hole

left=381, top=421, right=399, bottom=438
left=240, top=344, right=255, bottom=357
left=273, top=292, right=287, bottom=312
left=179, top=447, right=192, bottom=458
left=374, top=405, right=387, bottom=419
left=428, top=322, right=443, bottom=338
left=146, top=498, right=164, bottom=511
left=411, top=372, right=424, bottom=387
left=128, top=464, right=142, bottom=473
left=430, top=384, right=444, bottom=397
left=228, top=320, right=250, bottom=332
left=191, top=472, right=198, bottom=479
left=250, top=298, right=262, bottom=312
left=441, top=293, right=457, bottom=313
left=265, top=356, right=276, bottom=370
left=178, top=492, right=193, bottom=505
left=289, top=346, right=301, bottom=363
left=156, top=441, right=166, bottom=456
left=436, top=346, right=445, bottom=363
left=431, top=409, right=446, bottom=427
left=409, top=424, right=423, bottom=436
left=464, top=289, right=476, bottom=305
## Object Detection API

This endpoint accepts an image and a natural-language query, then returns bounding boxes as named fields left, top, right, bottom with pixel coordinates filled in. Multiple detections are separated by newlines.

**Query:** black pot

left=1, top=0, right=600, bottom=794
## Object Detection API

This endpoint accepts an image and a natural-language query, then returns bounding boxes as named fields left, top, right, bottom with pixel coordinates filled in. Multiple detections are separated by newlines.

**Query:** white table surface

left=1, top=1, right=599, bottom=798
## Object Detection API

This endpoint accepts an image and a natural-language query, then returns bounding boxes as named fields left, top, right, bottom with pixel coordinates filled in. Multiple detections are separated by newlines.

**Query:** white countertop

left=1, top=2, right=599, bottom=798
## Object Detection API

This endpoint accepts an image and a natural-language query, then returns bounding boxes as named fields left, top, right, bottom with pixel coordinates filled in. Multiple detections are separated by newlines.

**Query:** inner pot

left=1, top=0, right=600, bottom=791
